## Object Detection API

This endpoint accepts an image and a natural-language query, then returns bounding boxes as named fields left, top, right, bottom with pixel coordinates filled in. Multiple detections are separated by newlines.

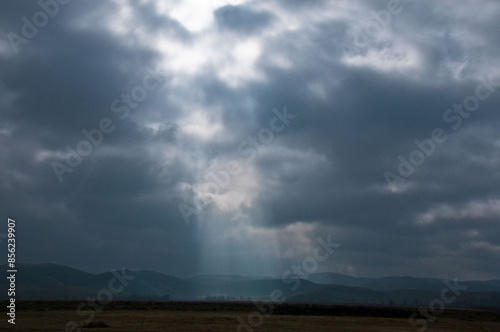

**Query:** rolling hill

left=2, top=263, right=500, bottom=308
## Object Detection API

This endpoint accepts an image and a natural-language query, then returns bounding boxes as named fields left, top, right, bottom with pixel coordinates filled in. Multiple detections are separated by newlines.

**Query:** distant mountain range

left=2, top=264, right=500, bottom=308
left=307, top=272, right=500, bottom=292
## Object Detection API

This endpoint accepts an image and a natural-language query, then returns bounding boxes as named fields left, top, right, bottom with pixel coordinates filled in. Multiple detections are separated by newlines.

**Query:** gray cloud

left=215, top=5, right=274, bottom=35
left=1, top=0, right=500, bottom=280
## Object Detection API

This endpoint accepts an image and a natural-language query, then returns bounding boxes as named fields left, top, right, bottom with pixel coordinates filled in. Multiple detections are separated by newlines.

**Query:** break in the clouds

left=1, top=0, right=500, bottom=280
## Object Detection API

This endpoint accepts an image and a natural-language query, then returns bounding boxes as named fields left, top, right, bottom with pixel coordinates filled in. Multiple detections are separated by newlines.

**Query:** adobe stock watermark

left=384, top=74, right=500, bottom=191
left=65, top=267, right=135, bottom=332
left=178, top=106, right=297, bottom=225
left=340, top=0, right=412, bottom=57
left=7, top=0, right=72, bottom=55
left=236, top=235, right=340, bottom=332
left=51, top=67, right=167, bottom=183
left=409, top=278, right=467, bottom=332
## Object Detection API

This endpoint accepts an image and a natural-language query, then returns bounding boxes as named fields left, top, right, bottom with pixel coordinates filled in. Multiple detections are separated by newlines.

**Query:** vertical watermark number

left=7, top=218, right=17, bottom=325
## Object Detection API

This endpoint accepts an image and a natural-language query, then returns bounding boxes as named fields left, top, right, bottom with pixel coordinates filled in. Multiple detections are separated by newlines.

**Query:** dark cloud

left=215, top=5, right=274, bottom=35
left=1, top=0, right=500, bottom=280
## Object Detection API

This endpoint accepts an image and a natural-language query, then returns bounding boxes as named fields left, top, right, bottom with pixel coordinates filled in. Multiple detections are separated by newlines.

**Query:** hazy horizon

left=7, top=262, right=500, bottom=282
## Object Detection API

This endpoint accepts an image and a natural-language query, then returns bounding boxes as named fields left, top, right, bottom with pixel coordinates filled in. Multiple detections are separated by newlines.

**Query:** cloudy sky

left=1, top=0, right=500, bottom=280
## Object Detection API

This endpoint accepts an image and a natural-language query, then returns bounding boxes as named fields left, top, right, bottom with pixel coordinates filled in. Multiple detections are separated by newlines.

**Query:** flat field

left=1, top=301, right=500, bottom=331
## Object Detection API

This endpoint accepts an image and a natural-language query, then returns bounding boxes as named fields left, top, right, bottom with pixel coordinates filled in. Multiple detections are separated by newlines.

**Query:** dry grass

left=1, top=302, right=500, bottom=331
left=82, top=321, right=110, bottom=328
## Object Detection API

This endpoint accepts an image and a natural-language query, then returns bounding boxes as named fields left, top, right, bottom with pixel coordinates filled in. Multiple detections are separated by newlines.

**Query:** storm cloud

left=1, top=0, right=500, bottom=280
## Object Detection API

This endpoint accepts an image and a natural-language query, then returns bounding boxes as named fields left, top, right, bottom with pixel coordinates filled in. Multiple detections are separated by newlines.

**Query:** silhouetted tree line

left=205, top=295, right=251, bottom=301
